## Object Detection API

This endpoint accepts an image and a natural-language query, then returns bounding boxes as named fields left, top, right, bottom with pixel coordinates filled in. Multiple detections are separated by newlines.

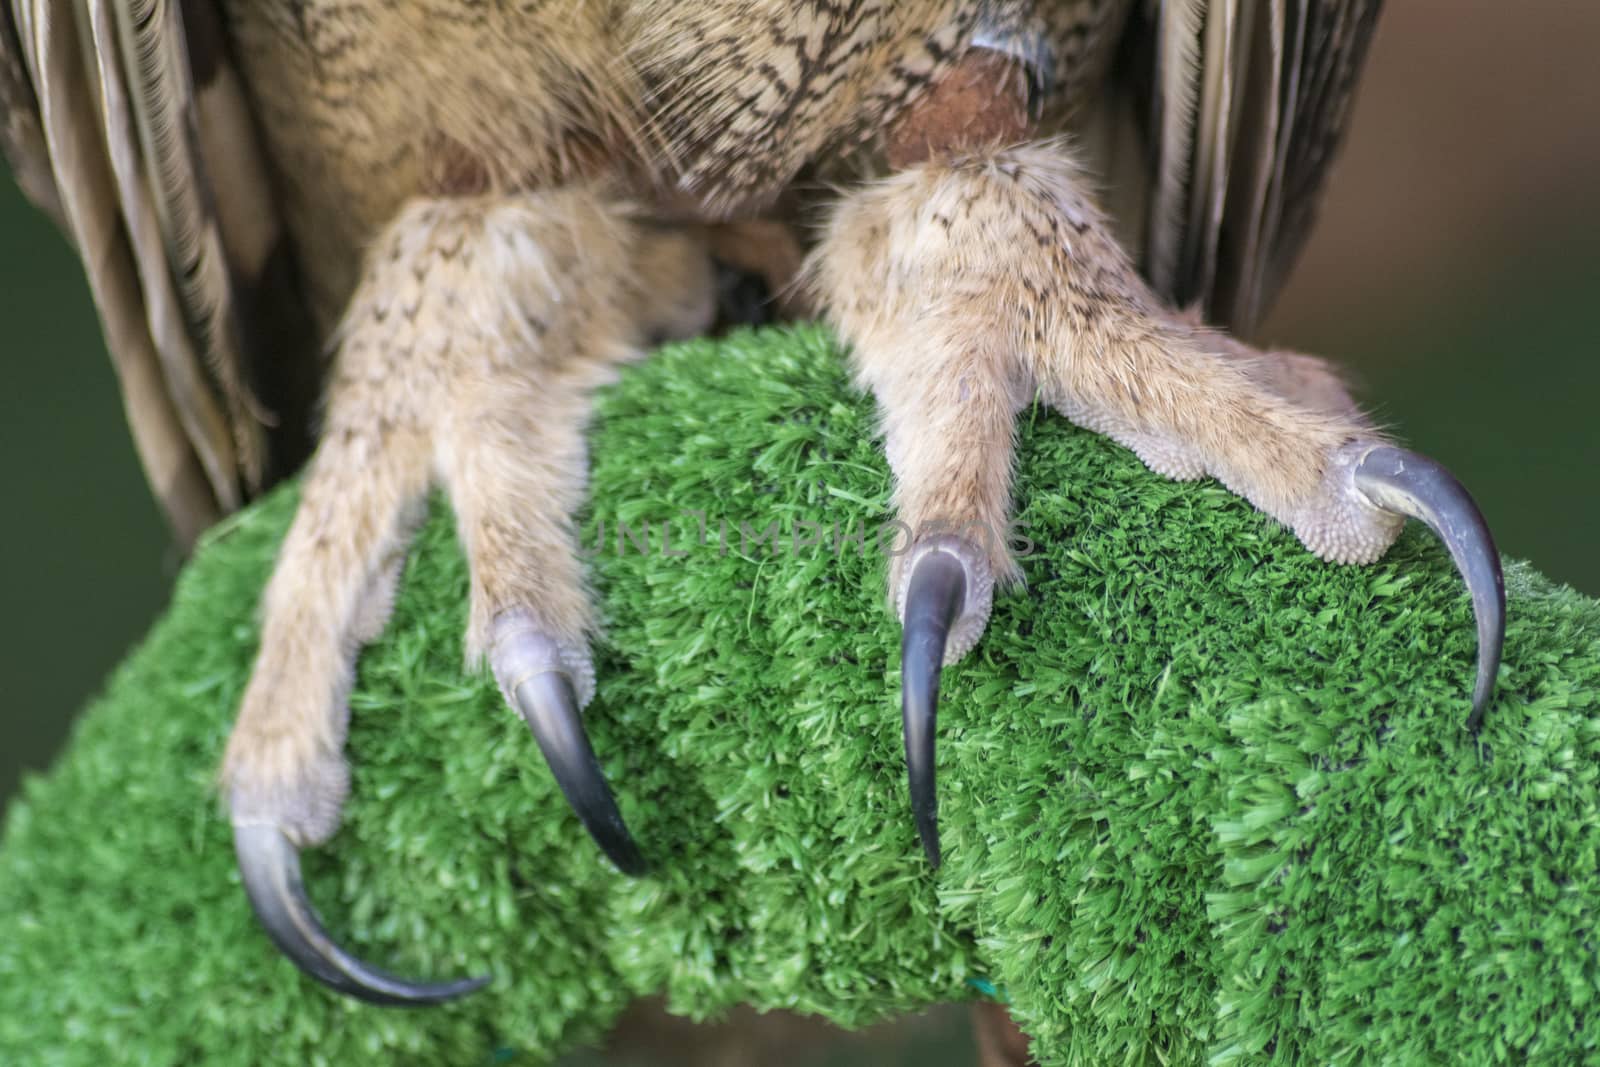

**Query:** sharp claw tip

left=1353, top=445, right=1506, bottom=733
left=510, top=670, right=648, bottom=877
left=604, top=838, right=650, bottom=878
left=911, top=791, right=941, bottom=869
left=1468, top=677, right=1495, bottom=734
left=232, top=821, right=486, bottom=1005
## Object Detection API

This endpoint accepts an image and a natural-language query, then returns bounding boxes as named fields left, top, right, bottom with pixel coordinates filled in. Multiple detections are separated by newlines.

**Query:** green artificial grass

left=3, top=323, right=1599, bottom=1065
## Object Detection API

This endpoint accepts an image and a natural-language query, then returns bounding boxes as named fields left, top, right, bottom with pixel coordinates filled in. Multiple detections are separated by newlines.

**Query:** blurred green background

left=0, top=2, right=1596, bottom=1060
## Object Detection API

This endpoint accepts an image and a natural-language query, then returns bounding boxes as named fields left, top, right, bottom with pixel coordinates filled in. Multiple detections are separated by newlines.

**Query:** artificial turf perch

left=2, top=326, right=1595, bottom=1064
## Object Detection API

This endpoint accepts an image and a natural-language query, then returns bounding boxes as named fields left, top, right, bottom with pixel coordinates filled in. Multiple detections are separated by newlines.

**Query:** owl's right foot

left=221, top=190, right=714, bottom=1002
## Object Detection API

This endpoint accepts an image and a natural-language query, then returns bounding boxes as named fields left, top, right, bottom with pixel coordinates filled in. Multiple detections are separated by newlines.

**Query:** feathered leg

left=221, top=189, right=714, bottom=1000
left=810, top=139, right=1502, bottom=868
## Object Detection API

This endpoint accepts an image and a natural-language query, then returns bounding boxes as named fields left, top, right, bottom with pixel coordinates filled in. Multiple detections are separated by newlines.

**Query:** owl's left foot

left=810, top=142, right=1504, bottom=867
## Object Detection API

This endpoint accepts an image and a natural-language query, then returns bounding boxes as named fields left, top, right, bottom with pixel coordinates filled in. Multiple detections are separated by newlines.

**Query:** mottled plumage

left=5, top=1, right=1377, bottom=541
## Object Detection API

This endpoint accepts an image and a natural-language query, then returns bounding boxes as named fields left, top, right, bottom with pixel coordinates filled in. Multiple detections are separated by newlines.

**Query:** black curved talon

left=233, top=822, right=489, bottom=1005
left=512, top=671, right=648, bottom=876
left=1353, top=445, right=1506, bottom=731
left=901, top=550, right=969, bottom=869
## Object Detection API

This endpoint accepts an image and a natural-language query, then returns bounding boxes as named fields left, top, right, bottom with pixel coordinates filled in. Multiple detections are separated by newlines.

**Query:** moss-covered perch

left=3, top=324, right=1598, bottom=1065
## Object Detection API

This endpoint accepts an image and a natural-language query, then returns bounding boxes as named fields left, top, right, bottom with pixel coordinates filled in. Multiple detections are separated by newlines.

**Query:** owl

left=1, top=0, right=1500, bottom=1018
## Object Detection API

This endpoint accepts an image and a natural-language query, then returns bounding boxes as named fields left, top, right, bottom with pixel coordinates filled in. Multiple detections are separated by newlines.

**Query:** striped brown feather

left=1, top=0, right=316, bottom=545
left=8, top=0, right=221, bottom=542
left=1134, top=0, right=1383, bottom=334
